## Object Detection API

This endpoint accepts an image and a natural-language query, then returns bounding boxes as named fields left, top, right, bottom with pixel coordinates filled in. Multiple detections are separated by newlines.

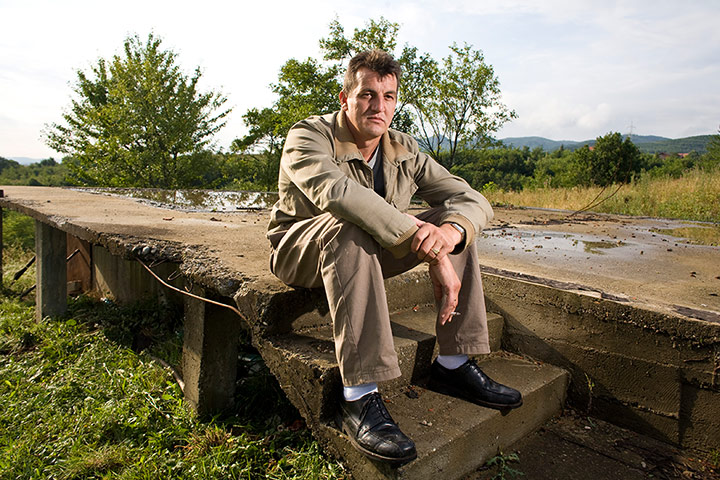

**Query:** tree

left=408, top=43, right=516, bottom=168
left=232, top=58, right=341, bottom=191
left=317, top=20, right=516, bottom=167
left=44, top=33, right=231, bottom=188
left=576, top=132, right=642, bottom=186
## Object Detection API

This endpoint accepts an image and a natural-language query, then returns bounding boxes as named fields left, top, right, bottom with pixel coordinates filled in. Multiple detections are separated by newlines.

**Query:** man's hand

left=406, top=214, right=462, bottom=264
left=428, top=256, right=461, bottom=325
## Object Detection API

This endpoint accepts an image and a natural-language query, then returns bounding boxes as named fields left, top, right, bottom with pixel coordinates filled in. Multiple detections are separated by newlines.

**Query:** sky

left=1, top=0, right=719, bottom=160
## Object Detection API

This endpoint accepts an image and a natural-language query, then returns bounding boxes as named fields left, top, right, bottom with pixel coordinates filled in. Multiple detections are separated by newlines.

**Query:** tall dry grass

left=486, top=168, right=720, bottom=223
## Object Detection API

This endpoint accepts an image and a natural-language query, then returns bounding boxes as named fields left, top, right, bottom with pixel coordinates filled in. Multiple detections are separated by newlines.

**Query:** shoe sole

left=427, top=377, right=523, bottom=410
left=335, top=412, right=417, bottom=467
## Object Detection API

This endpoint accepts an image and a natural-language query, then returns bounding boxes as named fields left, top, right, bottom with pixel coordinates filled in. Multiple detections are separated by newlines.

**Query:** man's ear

left=339, top=91, right=348, bottom=111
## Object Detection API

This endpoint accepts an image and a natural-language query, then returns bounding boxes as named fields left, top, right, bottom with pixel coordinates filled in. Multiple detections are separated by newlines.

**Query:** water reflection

left=482, top=228, right=631, bottom=256
left=74, top=188, right=279, bottom=212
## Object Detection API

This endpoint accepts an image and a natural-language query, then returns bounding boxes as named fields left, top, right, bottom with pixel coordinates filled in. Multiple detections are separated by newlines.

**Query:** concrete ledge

left=482, top=271, right=720, bottom=451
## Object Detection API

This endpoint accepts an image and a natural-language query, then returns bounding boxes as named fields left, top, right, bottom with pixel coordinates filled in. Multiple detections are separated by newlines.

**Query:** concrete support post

left=182, top=285, right=241, bottom=416
left=35, top=220, right=67, bottom=321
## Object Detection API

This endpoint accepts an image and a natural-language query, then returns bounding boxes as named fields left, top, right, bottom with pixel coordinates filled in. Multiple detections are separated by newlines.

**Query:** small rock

left=420, top=420, right=432, bottom=427
left=141, top=246, right=151, bottom=256
left=405, top=386, right=419, bottom=399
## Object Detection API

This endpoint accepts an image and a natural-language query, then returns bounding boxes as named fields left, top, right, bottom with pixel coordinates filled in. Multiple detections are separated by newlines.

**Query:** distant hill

left=9, top=157, right=43, bottom=165
left=500, top=134, right=714, bottom=154
left=632, top=135, right=714, bottom=154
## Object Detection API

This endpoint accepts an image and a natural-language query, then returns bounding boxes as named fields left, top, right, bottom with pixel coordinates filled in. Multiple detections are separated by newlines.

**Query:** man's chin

left=362, top=123, right=389, bottom=137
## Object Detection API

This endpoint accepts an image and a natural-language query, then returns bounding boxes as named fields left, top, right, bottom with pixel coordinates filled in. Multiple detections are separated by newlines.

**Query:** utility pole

left=627, top=120, right=635, bottom=139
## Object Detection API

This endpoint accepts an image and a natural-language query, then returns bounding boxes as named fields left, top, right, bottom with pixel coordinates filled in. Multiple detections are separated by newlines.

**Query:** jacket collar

left=334, top=111, right=414, bottom=165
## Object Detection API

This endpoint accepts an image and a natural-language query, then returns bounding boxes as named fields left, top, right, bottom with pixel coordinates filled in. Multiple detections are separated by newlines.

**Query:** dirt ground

left=467, top=409, right=719, bottom=480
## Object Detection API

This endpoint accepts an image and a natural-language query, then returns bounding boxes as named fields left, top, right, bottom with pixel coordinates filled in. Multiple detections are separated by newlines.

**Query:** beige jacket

left=268, top=111, right=493, bottom=258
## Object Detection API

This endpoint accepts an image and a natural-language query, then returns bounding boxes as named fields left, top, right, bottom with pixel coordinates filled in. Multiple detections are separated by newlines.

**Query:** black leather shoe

left=428, top=358, right=523, bottom=409
left=336, top=392, right=417, bottom=466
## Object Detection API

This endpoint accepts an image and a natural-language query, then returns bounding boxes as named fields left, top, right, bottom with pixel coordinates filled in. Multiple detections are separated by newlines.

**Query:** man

left=268, top=50, right=521, bottom=466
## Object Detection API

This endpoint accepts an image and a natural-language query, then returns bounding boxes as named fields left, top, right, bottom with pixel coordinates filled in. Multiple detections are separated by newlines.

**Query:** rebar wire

left=135, top=257, right=246, bottom=321
left=568, top=183, right=624, bottom=217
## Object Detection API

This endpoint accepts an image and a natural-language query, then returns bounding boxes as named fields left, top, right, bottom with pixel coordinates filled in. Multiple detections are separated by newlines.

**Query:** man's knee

left=323, top=217, right=380, bottom=255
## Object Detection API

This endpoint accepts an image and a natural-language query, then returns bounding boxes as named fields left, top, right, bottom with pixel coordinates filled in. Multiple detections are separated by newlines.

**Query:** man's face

left=339, top=67, right=397, bottom=145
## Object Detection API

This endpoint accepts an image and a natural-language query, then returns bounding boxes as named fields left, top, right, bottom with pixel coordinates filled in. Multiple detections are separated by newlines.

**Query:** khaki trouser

left=270, top=208, right=490, bottom=386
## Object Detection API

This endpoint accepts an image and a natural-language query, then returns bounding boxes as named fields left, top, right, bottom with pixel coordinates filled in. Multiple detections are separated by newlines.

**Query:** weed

left=485, top=450, right=524, bottom=479
left=585, top=372, right=595, bottom=414
left=709, top=449, right=720, bottom=469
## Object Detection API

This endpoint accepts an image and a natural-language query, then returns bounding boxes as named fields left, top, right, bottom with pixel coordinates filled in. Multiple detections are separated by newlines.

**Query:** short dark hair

left=343, top=49, right=402, bottom=94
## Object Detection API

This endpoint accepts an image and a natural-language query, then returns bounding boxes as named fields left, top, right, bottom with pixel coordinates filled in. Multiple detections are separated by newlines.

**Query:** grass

left=486, top=167, right=720, bottom=224
left=0, top=243, right=345, bottom=479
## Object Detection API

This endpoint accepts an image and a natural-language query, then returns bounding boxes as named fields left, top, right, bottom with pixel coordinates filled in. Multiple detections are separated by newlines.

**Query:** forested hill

left=501, top=134, right=714, bottom=154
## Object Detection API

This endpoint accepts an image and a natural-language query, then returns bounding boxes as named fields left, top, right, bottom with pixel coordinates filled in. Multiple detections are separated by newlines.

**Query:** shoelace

left=362, top=392, right=393, bottom=426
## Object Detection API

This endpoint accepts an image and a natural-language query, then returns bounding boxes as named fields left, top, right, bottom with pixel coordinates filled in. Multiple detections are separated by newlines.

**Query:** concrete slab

left=477, top=208, right=719, bottom=319
left=1, top=187, right=717, bottom=319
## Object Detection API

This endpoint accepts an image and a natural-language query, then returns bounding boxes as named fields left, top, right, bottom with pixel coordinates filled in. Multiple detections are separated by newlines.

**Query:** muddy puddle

left=74, top=188, right=279, bottom=212
left=481, top=229, right=638, bottom=259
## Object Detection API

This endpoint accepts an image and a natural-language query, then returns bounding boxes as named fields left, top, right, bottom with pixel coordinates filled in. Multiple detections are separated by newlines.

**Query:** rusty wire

left=135, top=257, right=246, bottom=321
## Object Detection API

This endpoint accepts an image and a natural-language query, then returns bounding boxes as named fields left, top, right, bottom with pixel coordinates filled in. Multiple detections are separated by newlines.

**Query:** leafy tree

left=409, top=43, right=516, bottom=168
left=320, top=16, right=400, bottom=63
left=44, top=33, right=230, bottom=188
left=232, top=58, right=341, bottom=191
left=319, top=17, right=415, bottom=132
left=576, top=132, right=642, bottom=186
left=530, top=148, right=585, bottom=188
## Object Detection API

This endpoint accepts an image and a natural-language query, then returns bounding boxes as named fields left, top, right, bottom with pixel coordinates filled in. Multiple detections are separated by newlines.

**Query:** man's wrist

left=446, top=222, right=465, bottom=244
left=440, top=222, right=464, bottom=246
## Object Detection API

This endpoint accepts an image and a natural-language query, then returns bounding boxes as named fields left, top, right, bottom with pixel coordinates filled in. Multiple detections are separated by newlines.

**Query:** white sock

left=436, top=354, right=469, bottom=370
left=343, top=382, right=378, bottom=402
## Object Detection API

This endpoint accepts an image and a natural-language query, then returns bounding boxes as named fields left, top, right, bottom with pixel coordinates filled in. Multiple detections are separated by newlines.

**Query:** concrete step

left=248, top=268, right=438, bottom=336
left=315, top=353, right=569, bottom=480
left=256, top=302, right=569, bottom=480
left=258, top=307, right=504, bottom=417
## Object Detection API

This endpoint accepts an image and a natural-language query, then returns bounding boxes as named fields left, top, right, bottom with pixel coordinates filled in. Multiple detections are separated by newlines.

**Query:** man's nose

left=370, top=96, right=384, bottom=112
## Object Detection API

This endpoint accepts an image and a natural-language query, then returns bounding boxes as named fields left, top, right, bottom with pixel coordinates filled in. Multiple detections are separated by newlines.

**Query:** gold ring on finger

left=431, top=248, right=440, bottom=255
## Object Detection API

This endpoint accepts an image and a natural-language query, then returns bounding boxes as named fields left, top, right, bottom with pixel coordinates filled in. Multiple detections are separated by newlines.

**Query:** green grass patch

left=0, top=248, right=345, bottom=479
